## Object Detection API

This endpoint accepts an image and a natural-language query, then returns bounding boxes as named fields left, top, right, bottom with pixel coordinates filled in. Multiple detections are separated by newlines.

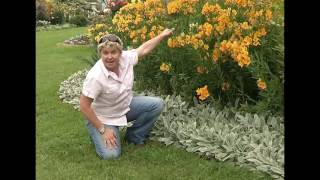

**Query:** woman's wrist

left=98, top=125, right=105, bottom=134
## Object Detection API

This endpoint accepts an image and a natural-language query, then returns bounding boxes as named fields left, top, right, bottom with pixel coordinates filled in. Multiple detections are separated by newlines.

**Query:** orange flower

left=222, top=82, right=230, bottom=91
left=219, top=40, right=228, bottom=52
left=265, top=9, right=273, bottom=21
left=196, top=66, right=208, bottom=74
left=212, top=48, right=219, bottom=62
left=130, top=31, right=136, bottom=39
left=167, top=38, right=178, bottom=48
left=141, top=34, right=146, bottom=40
left=167, top=1, right=179, bottom=14
left=240, top=22, right=251, bottom=30
left=258, top=28, right=267, bottom=36
left=141, top=26, right=148, bottom=34
left=257, top=78, right=267, bottom=90
left=160, top=63, right=171, bottom=73
left=134, top=15, right=142, bottom=25
left=200, top=22, right=213, bottom=37
left=133, top=38, right=138, bottom=44
left=196, top=85, right=210, bottom=101
left=149, top=31, right=156, bottom=39
left=242, top=36, right=252, bottom=46
left=252, top=35, right=260, bottom=46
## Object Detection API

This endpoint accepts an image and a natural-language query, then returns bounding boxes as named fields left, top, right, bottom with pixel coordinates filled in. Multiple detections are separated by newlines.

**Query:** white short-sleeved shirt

left=82, top=49, right=139, bottom=126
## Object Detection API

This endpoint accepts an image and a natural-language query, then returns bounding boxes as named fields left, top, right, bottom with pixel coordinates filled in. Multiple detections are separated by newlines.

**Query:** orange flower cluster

left=167, top=22, right=213, bottom=50
left=265, top=9, right=273, bottom=22
left=129, top=26, right=147, bottom=43
left=214, top=10, right=234, bottom=35
left=225, top=0, right=254, bottom=8
left=219, top=40, right=251, bottom=67
left=201, top=2, right=221, bottom=16
left=94, top=31, right=109, bottom=43
left=212, top=48, right=220, bottom=62
left=112, top=1, right=156, bottom=32
left=197, top=22, right=213, bottom=38
left=246, top=10, right=264, bottom=25
left=216, top=27, right=267, bottom=66
left=198, top=1, right=273, bottom=67
left=86, top=24, right=109, bottom=43
left=102, top=0, right=281, bottom=104
left=144, top=0, right=166, bottom=22
left=113, top=6, right=139, bottom=33
left=151, top=25, right=165, bottom=38
left=240, top=22, right=252, bottom=30
left=167, top=33, right=208, bottom=50
left=129, top=25, right=164, bottom=44
left=167, top=0, right=179, bottom=14
left=201, top=2, right=235, bottom=35
left=167, top=0, right=199, bottom=15
left=110, top=0, right=276, bottom=70
left=251, top=28, right=267, bottom=46
left=113, top=0, right=166, bottom=44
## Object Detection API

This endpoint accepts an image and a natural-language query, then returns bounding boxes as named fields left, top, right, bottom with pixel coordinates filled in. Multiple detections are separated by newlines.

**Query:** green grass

left=36, top=27, right=273, bottom=180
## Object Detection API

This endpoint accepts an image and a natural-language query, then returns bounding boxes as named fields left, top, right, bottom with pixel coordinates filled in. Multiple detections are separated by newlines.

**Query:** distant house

left=86, top=0, right=108, bottom=16
left=89, top=0, right=109, bottom=11
left=87, top=0, right=128, bottom=16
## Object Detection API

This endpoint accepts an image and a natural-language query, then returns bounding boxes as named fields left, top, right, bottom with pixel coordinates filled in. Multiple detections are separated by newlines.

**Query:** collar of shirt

left=99, top=58, right=127, bottom=82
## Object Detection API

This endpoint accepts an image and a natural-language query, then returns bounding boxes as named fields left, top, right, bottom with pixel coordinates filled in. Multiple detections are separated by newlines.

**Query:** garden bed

left=58, top=69, right=284, bottom=180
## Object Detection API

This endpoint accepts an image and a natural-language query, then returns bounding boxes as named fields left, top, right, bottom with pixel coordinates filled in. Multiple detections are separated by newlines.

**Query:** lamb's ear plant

left=152, top=95, right=284, bottom=179
left=58, top=69, right=88, bottom=110
left=59, top=69, right=284, bottom=180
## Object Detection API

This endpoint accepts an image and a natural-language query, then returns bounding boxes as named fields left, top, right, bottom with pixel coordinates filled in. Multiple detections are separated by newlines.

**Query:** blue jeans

left=86, top=96, right=164, bottom=159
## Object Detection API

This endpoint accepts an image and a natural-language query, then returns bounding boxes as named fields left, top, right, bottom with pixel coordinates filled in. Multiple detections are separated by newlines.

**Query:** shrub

left=106, top=0, right=284, bottom=115
left=36, top=0, right=50, bottom=21
left=69, top=15, right=89, bottom=27
left=50, top=10, right=65, bottom=24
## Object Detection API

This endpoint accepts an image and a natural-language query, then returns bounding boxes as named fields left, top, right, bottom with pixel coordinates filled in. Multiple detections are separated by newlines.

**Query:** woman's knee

left=98, top=150, right=121, bottom=160
left=154, top=97, right=165, bottom=112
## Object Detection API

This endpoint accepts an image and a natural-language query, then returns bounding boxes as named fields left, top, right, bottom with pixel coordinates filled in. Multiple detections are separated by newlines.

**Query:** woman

left=80, top=28, right=173, bottom=159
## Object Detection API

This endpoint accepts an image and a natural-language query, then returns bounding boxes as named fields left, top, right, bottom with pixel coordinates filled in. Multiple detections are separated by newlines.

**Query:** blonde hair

left=97, top=34, right=123, bottom=53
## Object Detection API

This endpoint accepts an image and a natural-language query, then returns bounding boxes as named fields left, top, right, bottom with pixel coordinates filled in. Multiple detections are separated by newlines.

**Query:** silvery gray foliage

left=149, top=95, right=284, bottom=180
left=36, top=20, right=51, bottom=26
left=58, top=69, right=89, bottom=110
left=36, top=23, right=77, bottom=32
left=58, top=69, right=284, bottom=179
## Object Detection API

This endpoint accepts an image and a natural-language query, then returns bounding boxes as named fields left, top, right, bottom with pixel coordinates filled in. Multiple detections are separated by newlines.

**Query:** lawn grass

left=36, top=27, right=273, bottom=180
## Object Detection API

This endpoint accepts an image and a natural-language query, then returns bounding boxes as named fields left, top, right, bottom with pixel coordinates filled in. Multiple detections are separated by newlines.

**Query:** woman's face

left=100, top=46, right=122, bottom=72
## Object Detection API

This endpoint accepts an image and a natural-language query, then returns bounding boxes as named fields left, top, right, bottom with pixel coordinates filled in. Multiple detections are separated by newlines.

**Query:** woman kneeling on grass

left=79, top=28, right=173, bottom=159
